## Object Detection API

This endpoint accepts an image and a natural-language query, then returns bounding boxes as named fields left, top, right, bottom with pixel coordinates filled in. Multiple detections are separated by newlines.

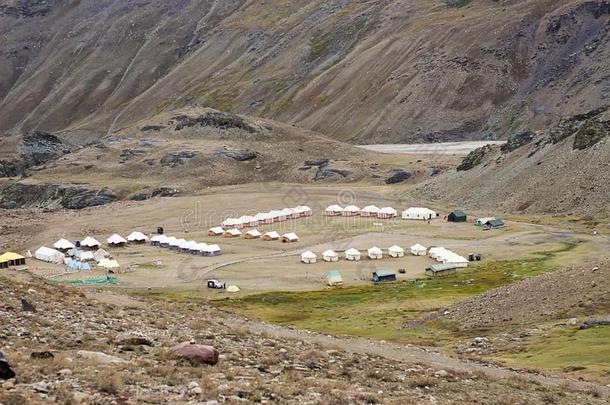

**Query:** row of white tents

left=34, top=246, right=121, bottom=270
left=221, top=206, right=313, bottom=229
left=324, top=205, right=439, bottom=220
left=52, top=232, right=149, bottom=251
left=208, top=227, right=299, bottom=242
left=300, top=244, right=429, bottom=263
left=150, top=235, right=221, bottom=256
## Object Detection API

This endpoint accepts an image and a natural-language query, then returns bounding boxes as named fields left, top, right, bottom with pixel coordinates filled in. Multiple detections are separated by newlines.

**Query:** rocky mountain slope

left=1, top=270, right=607, bottom=404
left=418, top=106, right=610, bottom=216
left=1, top=0, right=609, bottom=143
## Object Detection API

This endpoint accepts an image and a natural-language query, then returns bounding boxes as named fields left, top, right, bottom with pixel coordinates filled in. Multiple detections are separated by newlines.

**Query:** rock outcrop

left=20, top=131, right=71, bottom=167
left=0, top=183, right=117, bottom=210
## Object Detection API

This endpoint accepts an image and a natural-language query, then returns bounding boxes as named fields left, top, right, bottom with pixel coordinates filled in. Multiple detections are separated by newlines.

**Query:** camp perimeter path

left=215, top=309, right=610, bottom=398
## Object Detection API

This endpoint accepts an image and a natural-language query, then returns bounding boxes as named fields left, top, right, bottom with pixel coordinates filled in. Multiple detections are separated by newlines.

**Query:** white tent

left=127, top=231, right=149, bottom=242
left=75, top=250, right=95, bottom=261
left=280, top=208, right=294, bottom=219
left=377, top=207, right=397, bottom=219
left=98, top=258, right=120, bottom=270
left=367, top=246, right=383, bottom=260
left=222, top=218, right=238, bottom=228
left=344, top=248, right=361, bottom=261
left=150, top=234, right=168, bottom=246
left=244, top=229, right=262, bottom=239
left=402, top=207, right=438, bottom=220
left=388, top=245, right=405, bottom=258
left=107, top=234, right=127, bottom=246
left=53, top=238, right=75, bottom=251
left=164, top=236, right=178, bottom=247
left=204, top=244, right=221, bottom=256
left=240, top=215, right=258, bottom=227
left=428, top=247, right=447, bottom=260
left=322, top=249, right=339, bottom=262
left=301, top=251, right=317, bottom=264
left=475, top=217, right=496, bottom=226
left=208, top=227, right=225, bottom=236
left=93, top=248, right=110, bottom=262
left=440, top=253, right=469, bottom=268
left=281, top=232, right=299, bottom=243
left=35, top=247, right=65, bottom=264
left=295, top=205, right=313, bottom=217
left=342, top=205, right=360, bottom=216
left=194, top=243, right=208, bottom=255
left=410, top=243, right=427, bottom=256
left=224, top=228, right=242, bottom=238
left=263, top=231, right=280, bottom=240
left=360, top=205, right=380, bottom=217
left=254, top=212, right=273, bottom=224
left=325, top=205, right=344, bottom=216
left=81, top=236, right=101, bottom=249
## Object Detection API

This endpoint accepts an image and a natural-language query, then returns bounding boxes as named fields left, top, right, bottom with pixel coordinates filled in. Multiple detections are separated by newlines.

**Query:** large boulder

left=214, top=147, right=257, bottom=161
left=456, top=145, right=490, bottom=171
left=0, top=351, right=16, bottom=380
left=171, top=342, right=219, bottom=365
left=77, top=350, right=128, bottom=365
left=174, top=112, right=256, bottom=133
left=573, top=119, right=608, bottom=150
left=20, top=131, right=71, bottom=166
left=385, top=170, right=412, bottom=184
left=501, top=131, right=536, bottom=153
left=0, top=183, right=117, bottom=210
left=160, top=151, right=197, bottom=167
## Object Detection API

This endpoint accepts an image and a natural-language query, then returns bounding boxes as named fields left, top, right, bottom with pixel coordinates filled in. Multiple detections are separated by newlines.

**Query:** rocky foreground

left=0, top=272, right=607, bottom=404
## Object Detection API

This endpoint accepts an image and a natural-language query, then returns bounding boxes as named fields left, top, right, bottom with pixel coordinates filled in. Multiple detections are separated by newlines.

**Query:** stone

left=501, top=131, right=536, bottom=153
left=171, top=342, right=219, bottom=365
left=215, top=147, right=257, bottom=161
left=58, top=368, right=72, bottom=377
left=160, top=151, right=197, bottom=168
left=174, top=112, right=256, bottom=133
left=385, top=170, right=412, bottom=184
left=118, top=337, right=154, bottom=347
left=21, top=298, right=36, bottom=312
left=31, top=351, right=54, bottom=359
left=0, top=351, right=15, bottom=380
left=32, top=381, right=49, bottom=393
left=77, top=350, right=128, bottom=364
left=21, top=131, right=71, bottom=167
left=434, top=370, right=450, bottom=378
left=567, top=318, right=578, bottom=326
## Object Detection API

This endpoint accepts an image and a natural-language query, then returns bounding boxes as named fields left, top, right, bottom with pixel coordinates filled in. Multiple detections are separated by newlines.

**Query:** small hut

left=360, top=205, right=380, bottom=217
left=377, top=207, right=397, bottom=219
left=81, top=236, right=101, bottom=249
left=127, top=231, right=149, bottom=243
left=53, top=238, right=75, bottom=252
left=425, top=263, right=458, bottom=277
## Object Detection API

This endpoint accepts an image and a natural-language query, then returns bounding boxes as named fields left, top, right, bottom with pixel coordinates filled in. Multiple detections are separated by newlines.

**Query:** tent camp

left=342, top=205, right=360, bottom=217
left=93, top=249, right=110, bottom=262
left=0, top=252, right=26, bottom=268
left=301, top=251, right=317, bottom=264
left=224, top=228, right=242, bottom=238
left=326, top=270, right=343, bottom=286
left=325, top=205, right=343, bottom=216
left=475, top=217, right=496, bottom=226
left=402, top=207, right=437, bottom=220
left=388, top=245, right=405, bottom=258
left=360, top=205, right=380, bottom=217
left=367, top=246, right=383, bottom=260
left=410, top=243, right=427, bottom=256
left=107, top=234, right=127, bottom=246
left=244, top=229, right=262, bottom=239
left=127, top=231, right=149, bottom=243
left=35, top=247, right=65, bottom=264
left=53, top=238, right=75, bottom=251
left=344, top=248, right=361, bottom=261
left=98, top=258, right=120, bottom=271
left=281, top=232, right=299, bottom=243
left=322, top=249, right=339, bottom=262
left=377, top=207, right=397, bottom=219
left=263, top=231, right=280, bottom=241
left=81, top=236, right=101, bottom=249
left=447, top=210, right=467, bottom=222
left=208, top=227, right=225, bottom=236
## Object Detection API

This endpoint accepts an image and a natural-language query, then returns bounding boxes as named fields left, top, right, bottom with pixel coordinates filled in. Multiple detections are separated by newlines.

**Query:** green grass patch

left=216, top=244, right=576, bottom=343
left=497, top=326, right=610, bottom=382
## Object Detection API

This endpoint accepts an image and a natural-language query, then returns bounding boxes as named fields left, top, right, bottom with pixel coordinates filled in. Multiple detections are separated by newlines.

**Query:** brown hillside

left=1, top=0, right=609, bottom=142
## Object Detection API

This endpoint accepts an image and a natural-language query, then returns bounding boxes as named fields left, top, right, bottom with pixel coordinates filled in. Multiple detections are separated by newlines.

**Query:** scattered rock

left=385, top=170, right=412, bottom=184
left=160, top=151, right=197, bottom=168
left=578, top=317, right=610, bottom=330
left=171, top=342, right=219, bottom=365
left=174, top=112, right=256, bottom=133
left=214, top=147, right=257, bottom=161
left=304, top=159, right=329, bottom=167
left=131, top=187, right=179, bottom=201
left=140, top=125, right=165, bottom=132
left=573, top=119, right=608, bottom=150
left=32, top=381, right=49, bottom=393
left=456, top=145, right=490, bottom=171
left=314, top=169, right=352, bottom=181
left=0, top=183, right=117, bottom=210
left=0, top=351, right=16, bottom=380
left=21, top=298, right=36, bottom=312
left=501, top=131, right=536, bottom=153
left=57, top=369, right=72, bottom=377
left=30, top=351, right=54, bottom=359
left=118, top=337, right=154, bottom=347
left=77, top=350, right=128, bottom=364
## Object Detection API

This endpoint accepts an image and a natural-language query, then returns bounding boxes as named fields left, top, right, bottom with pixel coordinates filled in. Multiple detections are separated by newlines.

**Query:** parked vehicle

left=207, top=279, right=225, bottom=289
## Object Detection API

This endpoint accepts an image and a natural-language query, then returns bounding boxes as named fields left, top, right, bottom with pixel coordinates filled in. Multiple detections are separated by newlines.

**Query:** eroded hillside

left=1, top=0, right=609, bottom=143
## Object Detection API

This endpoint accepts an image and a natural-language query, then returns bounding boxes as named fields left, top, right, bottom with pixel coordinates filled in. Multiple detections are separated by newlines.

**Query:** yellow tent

left=98, top=259, right=120, bottom=269
left=226, top=285, right=241, bottom=293
left=0, top=252, right=26, bottom=267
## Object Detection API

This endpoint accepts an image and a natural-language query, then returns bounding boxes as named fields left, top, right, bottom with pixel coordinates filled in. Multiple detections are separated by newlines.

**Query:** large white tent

left=150, top=234, right=168, bottom=246
left=345, top=248, right=361, bottom=261
left=402, top=207, right=438, bottom=220
left=254, top=212, right=273, bottom=224
left=35, top=247, right=65, bottom=264
left=377, top=207, right=397, bottom=219
left=322, top=249, right=339, bottom=262
left=53, top=238, right=75, bottom=251
left=367, top=246, right=383, bottom=260
left=74, top=250, right=95, bottom=261
left=127, top=231, right=149, bottom=242
left=301, top=251, right=317, bottom=264
left=208, top=227, right=225, bottom=236
left=295, top=205, right=313, bottom=217
left=81, top=236, right=101, bottom=249
left=388, top=245, right=405, bottom=258
left=107, top=234, right=127, bottom=246
left=205, top=244, right=221, bottom=256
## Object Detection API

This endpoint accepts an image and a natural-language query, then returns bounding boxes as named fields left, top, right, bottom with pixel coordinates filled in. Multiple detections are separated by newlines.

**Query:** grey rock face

left=20, top=131, right=71, bottom=167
